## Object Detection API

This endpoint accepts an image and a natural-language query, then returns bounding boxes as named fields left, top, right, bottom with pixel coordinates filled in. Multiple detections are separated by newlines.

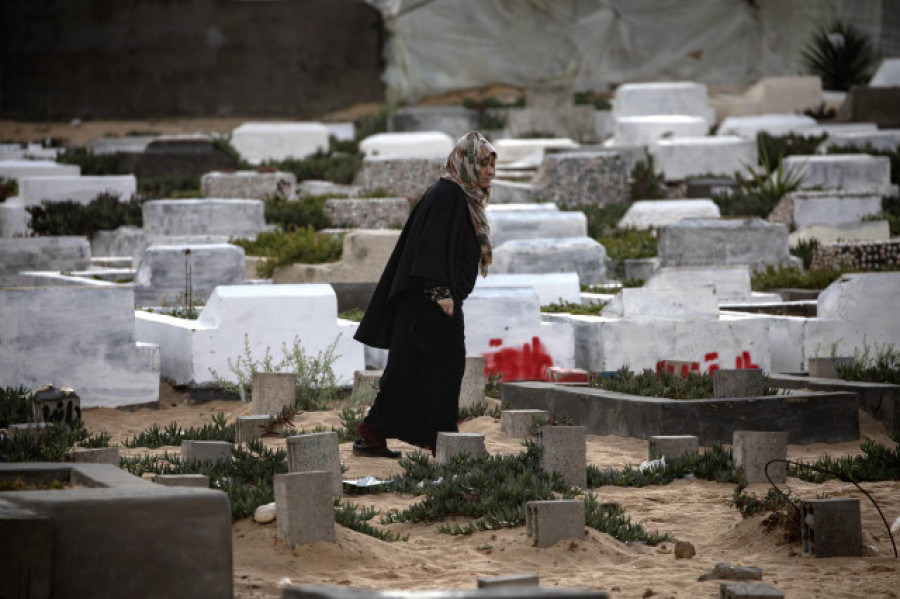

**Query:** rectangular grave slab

left=487, top=210, right=587, bottom=247
left=360, top=132, right=454, bottom=160
left=0, top=463, right=232, bottom=599
left=0, top=284, right=160, bottom=408
left=201, top=170, right=297, bottom=199
left=0, top=236, right=91, bottom=275
left=649, top=136, right=757, bottom=182
left=142, top=199, right=266, bottom=238
left=231, top=122, right=330, bottom=164
left=717, top=114, right=818, bottom=139
left=618, top=199, right=720, bottom=229
left=18, top=175, right=137, bottom=207
left=613, top=82, right=715, bottom=124
left=323, top=197, right=409, bottom=229
left=783, top=154, right=892, bottom=195
left=0, top=159, right=80, bottom=181
left=613, top=115, right=708, bottom=146
left=658, top=218, right=798, bottom=272
left=356, top=157, right=444, bottom=199
left=501, top=382, right=858, bottom=444
left=491, top=237, right=607, bottom=285
left=133, top=243, right=246, bottom=307
left=532, top=152, right=628, bottom=209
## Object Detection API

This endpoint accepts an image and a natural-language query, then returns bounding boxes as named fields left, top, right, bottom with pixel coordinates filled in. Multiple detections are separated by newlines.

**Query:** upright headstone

left=435, top=433, right=487, bottom=464
left=713, top=369, right=764, bottom=398
left=181, top=440, right=233, bottom=464
left=286, top=432, right=342, bottom=498
left=732, top=431, right=788, bottom=484
left=458, top=356, right=487, bottom=411
left=251, top=372, right=297, bottom=416
left=539, top=425, right=586, bottom=488
left=801, top=498, right=862, bottom=557
left=275, top=471, right=336, bottom=547
left=525, top=500, right=585, bottom=548
left=648, top=436, right=699, bottom=460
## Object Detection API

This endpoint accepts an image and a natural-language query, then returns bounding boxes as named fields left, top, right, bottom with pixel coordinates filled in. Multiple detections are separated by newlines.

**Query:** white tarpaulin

left=367, top=0, right=893, bottom=104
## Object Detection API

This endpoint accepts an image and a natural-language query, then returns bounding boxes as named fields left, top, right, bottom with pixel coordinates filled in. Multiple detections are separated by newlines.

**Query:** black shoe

left=352, top=439, right=402, bottom=459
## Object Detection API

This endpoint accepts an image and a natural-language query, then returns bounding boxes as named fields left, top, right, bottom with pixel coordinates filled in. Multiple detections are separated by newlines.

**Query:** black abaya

left=354, top=178, right=480, bottom=449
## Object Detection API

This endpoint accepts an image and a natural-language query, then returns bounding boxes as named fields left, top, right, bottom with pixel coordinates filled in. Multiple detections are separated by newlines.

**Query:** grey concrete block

left=808, top=357, right=854, bottom=379
left=286, top=432, right=342, bottom=498
left=0, top=463, right=232, bottom=599
left=488, top=210, right=587, bottom=247
left=0, top=236, right=91, bottom=275
left=501, top=409, right=550, bottom=438
left=459, top=355, right=487, bottom=411
left=323, top=198, right=409, bottom=229
left=477, top=573, right=540, bottom=588
left=526, top=500, right=584, bottom=548
left=491, top=237, right=607, bottom=285
left=648, top=436, right=699, bottom=460
left=181, top=440, right=233, bottom=464
left=143, top=198, right=266, bottom=238
left=801, top=498, right=862, bottom=557
left=8, top=422, right=51, bottom=439
left=201, top=170, right=296, bottom=199
left=532, top=151, right=628, bottom=209
left=539, top=426, right=586, bottom=488
left=623, top=257, right=659, bottom=282
left=713, top=369, right=764, bottom=398
left=356, top=157, right=444, bottom=200
left=68, top=447, right=120, bottom=466
left=236, top=415, right=274, bottom=445
left=435, top=433, right=487, bottom=464
left=0, top=499, right=53, bottom=599
left=502, top=382, right=860, bottom=444
left=733, top=431, right=788, bottom=484
left=352, top=370, right=382, bottom=403
left=699, top=562, right=763, bottom=581
left=251, top=371, right=297, bottom=416
left=719, top=582, right=784, bottom=598
left=275, top=471, right=336, bottom=547
left=154, top=474, right=210, bottom=488
left=132, top=243, right=246, bottom=306
left=658, top=218, right=799, bottom=272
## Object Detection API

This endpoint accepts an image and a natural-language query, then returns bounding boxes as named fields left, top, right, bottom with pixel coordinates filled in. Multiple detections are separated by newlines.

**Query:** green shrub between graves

left=261, top=146, right=363, bottom=185
left=590, top=367, right=778, bottom=400
left=882, top=195, right=900, bottom=237
left=57, top=148, right=127, bottom=176
left=835, top=341, right=900, bottom=385
left=801, top=21, right=880, bottom=91
left=757, top=132, right=827, bottom=172
left=0, top=177, right=17, bottom=202
left=26, top=192, right=143, bottom=239
left=0, top=386, right=33, bottom=428
left=750, top=265, right=843, bottom=291
left=0, top=421, right=111, bottom=463
left=541, top=300, right=608, bottom=316
left=231, top=226, right=343, bottom=279
left=261, top=193, right=331, bottom=231
left=629, top=158, right=666, bottom=201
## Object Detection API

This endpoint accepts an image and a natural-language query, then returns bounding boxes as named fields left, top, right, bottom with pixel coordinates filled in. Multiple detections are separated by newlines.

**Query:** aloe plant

left=801, top=21, right=879, bottom=91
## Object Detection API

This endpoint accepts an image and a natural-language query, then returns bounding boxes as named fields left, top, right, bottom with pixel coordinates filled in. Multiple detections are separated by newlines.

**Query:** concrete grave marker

left=231, top=122, right=329, bottom=164
left=286, top=431, right=342, bottom=498
left=252, top=372, right=297, bottom=417
left=275, top=471, right=336, bottom=547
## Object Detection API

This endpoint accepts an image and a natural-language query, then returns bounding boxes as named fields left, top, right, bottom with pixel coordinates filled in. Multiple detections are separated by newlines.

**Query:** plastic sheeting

left=367, top=0, right=893, bottom=104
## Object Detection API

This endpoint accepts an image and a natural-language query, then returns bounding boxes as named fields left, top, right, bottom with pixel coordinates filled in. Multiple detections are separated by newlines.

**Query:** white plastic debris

left=342, top=475, right=391, bottom=489
left=638, top=457, right=666, bottom=471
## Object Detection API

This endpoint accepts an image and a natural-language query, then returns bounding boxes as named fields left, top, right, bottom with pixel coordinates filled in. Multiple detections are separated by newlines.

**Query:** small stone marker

left=286, top=432, right=342, bottom=498
left=648, top=436, right=699, bottom=460
left=32, top=384, right=81, bottom=427
left=236, top=415, right=274, bottom=445
left=154, top=474, right=210, bottom=488
left=458, top=356, right=487, bottom=410
left=719, top=582, right=784, bottom=599
left=275, top=471, right=335, bottom=547
left=435, top=432, right=487, bottom=464
left=713, top=369, right=764, bottom=398
left=251, top=371, right=296, bottom=417
left=801, top=498, right=862, bottom=557
left=181, top=440, right=233, bottom=464
left=476, top=573, right=540, bottom=588
left=68, top=447, right=120, bottom=466
left=732, top=431, right=788, bottom=484
left=352, top=370, right=382, bottom=403
left=525, top=500, right=584, bottom=548
left=807, top=357, right=855, bottom=379
left=501, top=409, right=549, bottom=438
left=539, top=425, right=587, bottom=488
left=254, top=502, right=276, bottom=524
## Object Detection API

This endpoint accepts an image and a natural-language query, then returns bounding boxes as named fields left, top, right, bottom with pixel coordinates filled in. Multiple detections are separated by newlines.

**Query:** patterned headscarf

left=440, top=131, right=496, bottom=277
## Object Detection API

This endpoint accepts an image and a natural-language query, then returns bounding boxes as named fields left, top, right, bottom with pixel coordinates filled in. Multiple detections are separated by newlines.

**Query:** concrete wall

left=0, top=284, right=160, bottom=407
left=0, top=237, right=91, bottom=275
left=0, top=0, right=384, bottom=119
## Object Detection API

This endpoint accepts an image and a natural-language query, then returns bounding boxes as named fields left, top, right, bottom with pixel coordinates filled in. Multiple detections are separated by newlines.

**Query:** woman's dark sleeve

left=407, top=188, right=465, bottom=289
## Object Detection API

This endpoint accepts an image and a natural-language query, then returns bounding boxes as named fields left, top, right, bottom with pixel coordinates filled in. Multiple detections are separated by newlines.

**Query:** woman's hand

left=437, top=297, right=454, bottom=317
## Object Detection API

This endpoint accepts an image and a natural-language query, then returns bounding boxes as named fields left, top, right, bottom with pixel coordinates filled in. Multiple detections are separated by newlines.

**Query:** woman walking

left=352, top=131, right=497, bottom=457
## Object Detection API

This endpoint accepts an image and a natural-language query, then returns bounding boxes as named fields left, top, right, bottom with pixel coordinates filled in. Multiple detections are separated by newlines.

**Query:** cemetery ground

left=77, top=383, right=900, bottom=599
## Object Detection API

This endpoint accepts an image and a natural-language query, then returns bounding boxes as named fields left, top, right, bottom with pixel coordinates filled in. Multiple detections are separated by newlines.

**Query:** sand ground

left=81, top=383, right=900, bottom=599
